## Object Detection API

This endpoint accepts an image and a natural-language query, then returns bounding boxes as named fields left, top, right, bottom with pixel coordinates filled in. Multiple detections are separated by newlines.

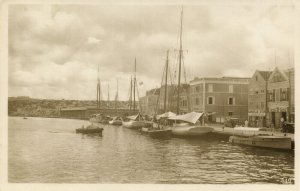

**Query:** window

left=268, top=89, right=275, bottom=101
left=275, top=89, right=280, bottom=101
left=195, top=98, right=199, bottom=105
left=261, top=102, right=264, bottom=109
left=208, top=96, right=214, bottom=105
left=195, top=86, right=200, bottom=92
left=228, top=97, right=234, bottom=105
left=181, top=99, right=187, bottom=107
left=184, top=100, right=187, bottom=107
left=229, top=85, right=233, bottom=93
left=281, top=88, right=287, bottom=101
left=228, top=112, right=233, bottom=116
left=208, top=84, right=213, bottom=92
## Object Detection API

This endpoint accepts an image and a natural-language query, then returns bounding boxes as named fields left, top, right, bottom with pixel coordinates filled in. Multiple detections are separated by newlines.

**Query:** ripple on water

left=8, top=117, right=294, bottom=183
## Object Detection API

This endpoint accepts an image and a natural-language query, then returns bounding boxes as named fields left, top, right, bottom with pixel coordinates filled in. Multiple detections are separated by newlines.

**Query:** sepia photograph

left=0, top=0, right=298, bottom=190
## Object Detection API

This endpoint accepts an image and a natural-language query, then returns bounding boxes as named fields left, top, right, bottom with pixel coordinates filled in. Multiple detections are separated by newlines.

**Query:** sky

left=8, top=3, right=295, bottom=100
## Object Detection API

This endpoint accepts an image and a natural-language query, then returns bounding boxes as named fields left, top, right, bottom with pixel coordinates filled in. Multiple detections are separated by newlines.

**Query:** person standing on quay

left=244, top=120, right=249, bottom=127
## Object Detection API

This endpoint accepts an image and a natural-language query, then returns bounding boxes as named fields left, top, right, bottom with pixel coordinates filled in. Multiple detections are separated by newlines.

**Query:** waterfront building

left=157, top=84, right=190, bottom=114
left=248, top=70, right=272, bottom=127
left=139, top=88, right=160, bottom=116
left=266, top=67, right=294, bottom=128
left=175, top=84, right=190, bottom=114
left=189, top=77, right=250, bottom=123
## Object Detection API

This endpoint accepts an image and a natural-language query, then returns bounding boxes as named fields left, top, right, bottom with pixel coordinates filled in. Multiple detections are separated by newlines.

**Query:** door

left=271, top=112, right=275, bottom=127
left=281, top=112, right=287, bottom=121
left=275, top=112, right=281, bottom=128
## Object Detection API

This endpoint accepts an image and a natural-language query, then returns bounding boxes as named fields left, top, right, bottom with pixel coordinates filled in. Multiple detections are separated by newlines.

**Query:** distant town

left=8, top=96, right=135, bottom=118
left=9, top=67, right=294, bottom=129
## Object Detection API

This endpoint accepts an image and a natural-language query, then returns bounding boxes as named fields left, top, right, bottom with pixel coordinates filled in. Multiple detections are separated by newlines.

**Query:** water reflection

left=8, top=117, right=294, bottom=184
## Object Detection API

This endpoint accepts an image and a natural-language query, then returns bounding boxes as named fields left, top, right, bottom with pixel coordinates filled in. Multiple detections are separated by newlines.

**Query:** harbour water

left=8, top=117, right=294, bottom=184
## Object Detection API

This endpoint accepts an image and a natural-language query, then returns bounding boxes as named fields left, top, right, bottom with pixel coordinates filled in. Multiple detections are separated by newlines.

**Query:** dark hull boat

left=76, top=124, right=103, bottom=134
left=141, top=125, right=172, bottom=138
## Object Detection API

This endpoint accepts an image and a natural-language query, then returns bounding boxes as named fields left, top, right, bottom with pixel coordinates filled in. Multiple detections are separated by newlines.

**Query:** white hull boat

left=229, top=135, right=291, bottom=150
left=168, top=112, right=213, bottom=137
left=109, top=117, right=122, bottom=126
left=229, top=127, right=292, bottom=150
left=109, top=120, right=122, bottom=126
left=171, top=123, right=213, bottom=137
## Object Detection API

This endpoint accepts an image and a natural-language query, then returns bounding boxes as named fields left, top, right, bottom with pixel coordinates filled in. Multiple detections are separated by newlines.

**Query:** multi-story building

left=190, top=77, right=250, bottom=123
left=266, top=67, right=294, bottom=128
left=158, top=85, right=176, bottom=113
left=248, top=70, right=272, bottom=127
left=139, top=88, right=160, bottom=116
left=158, top=84, right=190, bottom=114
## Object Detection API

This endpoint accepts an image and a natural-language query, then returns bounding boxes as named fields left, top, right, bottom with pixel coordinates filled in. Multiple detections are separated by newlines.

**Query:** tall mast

left=97, top=83, right=99, bottom=110
left=97, top=64, right=101, bottom=112
left=176, top=7, right=183, bottom=115
left=130, top=76, right=132, bottom=111
left=107, top=83, right=109, bottom=108
left=164, top=50, right=169, bottom=113
left=115, top=79, right=118, bottom=109
left=133, top=58, right=136, bottom=112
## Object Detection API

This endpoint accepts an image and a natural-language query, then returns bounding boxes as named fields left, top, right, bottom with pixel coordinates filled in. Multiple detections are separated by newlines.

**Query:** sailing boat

left=122, top=58, right=146, bottom=129
left=169, top=7, right=213, bottom=137
left=90, top=64, right=104, bottom=123
left=141, top=50, right=172, bottom=138
left=109, top=80, right=123, bottom=125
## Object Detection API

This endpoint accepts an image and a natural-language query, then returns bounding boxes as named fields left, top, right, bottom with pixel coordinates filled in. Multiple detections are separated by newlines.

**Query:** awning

left=168, top=112, right=203, bottom=124
left=156, top=111, right=176, bottom=119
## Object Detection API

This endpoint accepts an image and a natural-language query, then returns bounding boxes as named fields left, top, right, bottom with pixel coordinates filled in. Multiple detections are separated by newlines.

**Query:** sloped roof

left=257, top=70, right=272, bottom=81
left=268, top=67, right=288, bottom=82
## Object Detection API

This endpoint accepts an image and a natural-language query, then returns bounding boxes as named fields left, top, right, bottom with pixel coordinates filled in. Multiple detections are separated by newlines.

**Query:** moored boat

left=122, top=113, right=146, bottom=129
left=141, top=126, right=172, bottom=138
left=76, top=124, right=103, bottom=134
left=90, top=114, right=103, bottom=123
left=90, top=114, right=111, bottom=124
left=168, top=112, right=213, bottom=137
left=229, top=127, right=292, bottom=150
left=109, top=116, right=122, bottom=126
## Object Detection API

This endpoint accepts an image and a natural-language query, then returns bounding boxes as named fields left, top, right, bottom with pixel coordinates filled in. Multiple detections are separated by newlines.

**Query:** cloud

left=87, top=37, right=101, bottom=45
left=8, top=4, right=295, bottom=100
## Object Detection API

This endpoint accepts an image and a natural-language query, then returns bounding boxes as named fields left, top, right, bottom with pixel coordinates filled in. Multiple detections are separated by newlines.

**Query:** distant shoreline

left=8, top=115, right=88, bottom=120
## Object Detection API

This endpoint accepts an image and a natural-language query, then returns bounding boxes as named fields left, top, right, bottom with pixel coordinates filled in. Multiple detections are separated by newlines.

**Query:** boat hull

left=141, top=127, right=172, bottom=138
left=122, top=121, right=146, bottom=129
left=109, top=120, right=122, bottom=126
left=171, top=125, right=213, bottom=137
left=90, top=118, right=102, bottom=123
left=76, top=128, right=103, bottom=134
left=229, top=135, right=292, bottom=150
